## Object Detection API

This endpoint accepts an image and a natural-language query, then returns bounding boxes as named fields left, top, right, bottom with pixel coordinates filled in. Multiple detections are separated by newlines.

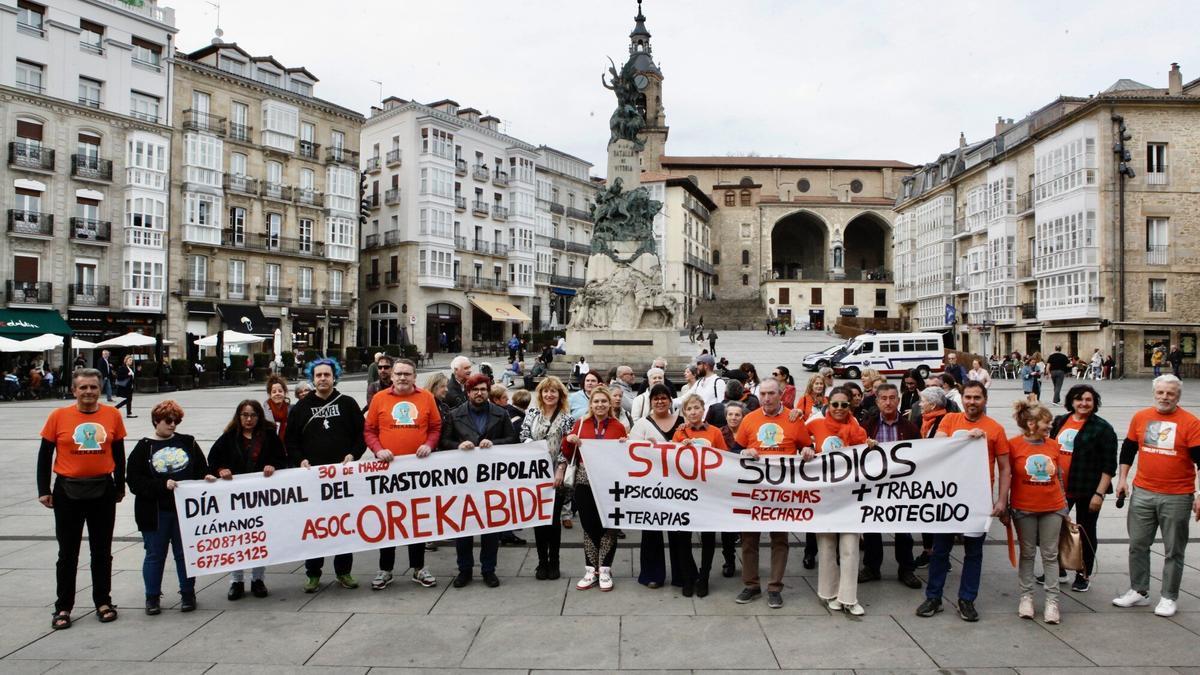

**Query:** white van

left=831, top=332, right=945, bottom=380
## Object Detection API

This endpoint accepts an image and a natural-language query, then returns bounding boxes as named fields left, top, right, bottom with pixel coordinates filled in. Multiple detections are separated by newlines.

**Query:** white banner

left=579, top=437, right=993, bottom=533
left=175, top=442, right=556, bottom=576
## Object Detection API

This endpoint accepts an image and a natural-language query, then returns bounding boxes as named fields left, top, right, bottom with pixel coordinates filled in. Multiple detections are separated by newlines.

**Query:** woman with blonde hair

left=1007, top=399, right=1067, bottom=624
left=797, top=373, right=828, bottom=420
left=520, top=376, right=575, bottom=580
left=559, top=387, right=627, bottom=591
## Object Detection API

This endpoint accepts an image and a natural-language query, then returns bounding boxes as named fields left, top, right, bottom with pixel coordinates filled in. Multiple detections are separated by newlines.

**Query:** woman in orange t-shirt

left=1007, top=399, right=1068, bottom=625
left=805, top=387, right=869, bottom=616
left=797, top=373, right=828, bottom=421
left=672, top=393, right=729, bottom=598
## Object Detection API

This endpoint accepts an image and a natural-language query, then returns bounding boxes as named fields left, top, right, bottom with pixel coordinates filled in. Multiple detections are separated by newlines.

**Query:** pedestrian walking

left=113, top=354, right=137, bottom=418
left=1047, top=345, right=1070, bottom=405
left=707, top=329, right=718, bottom=356
left=1168, top=344, right=1184, bottom=378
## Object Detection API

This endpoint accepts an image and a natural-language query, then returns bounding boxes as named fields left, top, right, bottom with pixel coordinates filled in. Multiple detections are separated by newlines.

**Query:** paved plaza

left=1, top=331, right=1199, bottom=673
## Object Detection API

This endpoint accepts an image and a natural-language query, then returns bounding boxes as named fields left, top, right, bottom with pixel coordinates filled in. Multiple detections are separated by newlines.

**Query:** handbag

left=562, top=446, right=579, bottom=488
left=1058, top=518, right=1086, bottom=572
left=58, top=475, right=112, bottom=501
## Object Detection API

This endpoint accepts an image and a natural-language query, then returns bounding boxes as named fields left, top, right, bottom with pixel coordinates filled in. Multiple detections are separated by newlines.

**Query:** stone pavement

left=2, top=330, right=1199, bottom=672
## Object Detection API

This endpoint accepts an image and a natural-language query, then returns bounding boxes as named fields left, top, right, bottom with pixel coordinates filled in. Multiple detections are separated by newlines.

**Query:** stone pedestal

left=566, top=328, right=677, bottom=363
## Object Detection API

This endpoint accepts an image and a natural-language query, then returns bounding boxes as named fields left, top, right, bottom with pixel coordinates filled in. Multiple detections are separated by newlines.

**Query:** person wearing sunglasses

left=127, top=400, right=214, bottom=616
left=806, top=387, right=870, bottom=616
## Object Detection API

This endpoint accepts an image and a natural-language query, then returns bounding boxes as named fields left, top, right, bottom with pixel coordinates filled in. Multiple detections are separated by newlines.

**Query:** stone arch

left=842, top=211, right=891, bottom=280
left=770, top=210, right=830, bottom=280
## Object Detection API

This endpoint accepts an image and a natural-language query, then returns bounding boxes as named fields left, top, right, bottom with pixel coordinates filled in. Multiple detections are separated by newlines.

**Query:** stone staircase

left=691, top=297, right=768, bottom=331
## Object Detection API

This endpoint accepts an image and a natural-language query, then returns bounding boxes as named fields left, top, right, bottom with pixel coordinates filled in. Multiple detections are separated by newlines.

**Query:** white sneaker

left=576, top=566, right=597, bottom=590
left=370, top=571, right=393, bottom=590
left=411, top=568, right=437, bottom=588
left=1154, top=598, right=1178, bottom=617
left=845, top=602, right=865, bottom=616
left=1112, top=589, right=1151, bottom=608
left=1044, top=599, right=1060, bottom=624
left=826, top=597, right=843, bottom=611
left=598, top=566, right=614, bottom=591
left=1018, top=594, right=1034, bottom=619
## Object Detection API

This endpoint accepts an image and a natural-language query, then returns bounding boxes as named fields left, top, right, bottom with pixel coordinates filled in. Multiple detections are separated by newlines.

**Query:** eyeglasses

left=829, top=401, right=852, bottom=409
left=160, top=418, right=179, bottom=425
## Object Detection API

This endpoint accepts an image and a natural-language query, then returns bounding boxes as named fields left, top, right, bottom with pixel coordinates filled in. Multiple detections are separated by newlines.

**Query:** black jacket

left=440, top=401, right=518, bottom=449
left=126, top=433, right=207, bottom=532
left=445, top=376, right=468, bottom=410
left=208, top=428, right=287, bottom=476
left=1050, top=412, right=1118, bottom=498
left=285, top=389, right=365, bottom=466
left=863, top=413, right=921, bottom=442
left=1047, top=352, right=1071, bottom=372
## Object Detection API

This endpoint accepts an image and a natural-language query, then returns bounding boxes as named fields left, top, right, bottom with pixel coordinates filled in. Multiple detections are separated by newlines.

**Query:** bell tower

left=627, top=0, right=668, bottom=171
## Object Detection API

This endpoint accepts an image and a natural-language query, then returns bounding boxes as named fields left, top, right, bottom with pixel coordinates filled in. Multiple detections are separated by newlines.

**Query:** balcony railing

left=256, top=286, right=293, bottom=304
left=7, top=210, right=53, bottom=236
left=455, top=158, right=467, bottom=175
left=296, top=291, right=316, bottom=306
left=366, top=273, right=381, bottom=290
left=385, top=270, right=400, bottom=286
left=492, top=170, right=509, bottom=187
left=470, top=240, right=508, bottom=256
left=565, top=206, right=592, bottom=222
left=365, top=156, right=381, bottom=173
left=298, top=140, right=320, bottom=160
left=387, top=149, right=402, bottom=166
left=6, top=281, right=52, bottom=304
left=295, top=188, right=323, bottom=207
left=183, top=109, right=226, bottom=136
left=384, top=229, right=401, bottom=245
left=548, top=237, right=566, bottom=251
left=385, top=188, right=401, bottom=205
left=550, top=274, right=586, bottom=288
left=1146, top=166, right=1169, bottom=186
left=1147, top=245, right=1169, bottom=265
left=685, top=253, right=716, bottom=275
left=472, top=200, right=489, bottom=216
left=223, top=173, right=259, bottom=195
left=220, top=229, right=323, bottom=257
left=8, top=142, right=54, bottom=171
left=492, top=205, right=509, bottom=220
left=366, top=193, right=380, bottom=209
left=455, top=276, right=508, bottom=293
left=326, top=147, right=359, bottom=165
left=70, top=217, right=111, bottom=243
left=843, top=267, right=893, bottom=282
left=69, top=284, right=109, bottom=307
left=226, top=282, right=247, bottom=300
left=71, top=154, right=112, bottom=181
left=261, top=182, right=293, bottom=202
left=473, top=165, right=489, bottom=181
left=364, top=233, right=380, bottom=248
left=1020, top=302, right=1037, bottom=319
left=229, top=123, right=252, bottom=143
left=1150, top=292, right=1168, bottom=313
left=323, top=290, right=353, bottom=307
left=455, top=195, right=466, bottom=210
left=179, top=279, right=221, bottom=298
left=549, top=203, right=565, bottom=215
left=454, top=236, right=469, bottom=251
left=563, top=241, right=590, bottom=255
left=1016, top=191, right=1034, bottom=215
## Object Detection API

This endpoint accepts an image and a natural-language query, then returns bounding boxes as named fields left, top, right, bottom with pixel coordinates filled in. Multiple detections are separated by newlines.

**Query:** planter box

left=230, top=370, right=250, bottom=386
left=173, top=375, right=194, bottom=391
left=252, top=367, right=270, bottom=382
left=200, top=372, right=220, bottom=388
left=134, top=377, right=159, bottom=394
left=347, top=360, right=362, bottom=373
left=282, top=366, right=298, bottom=379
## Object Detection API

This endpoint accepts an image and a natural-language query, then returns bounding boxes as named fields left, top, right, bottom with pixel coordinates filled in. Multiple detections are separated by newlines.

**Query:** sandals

left=51, top=611, right=71, bottom=630
left=96, top=604, right=118, bottom=623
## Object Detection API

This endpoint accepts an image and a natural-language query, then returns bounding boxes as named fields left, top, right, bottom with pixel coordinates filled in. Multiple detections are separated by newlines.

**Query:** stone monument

left=566, top=48, right=679, bottom=359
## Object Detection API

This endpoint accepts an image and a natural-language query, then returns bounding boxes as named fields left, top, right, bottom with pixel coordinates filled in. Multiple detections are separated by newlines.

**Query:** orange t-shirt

left=938, top=412, right=1011, bottom=484
left=735, top=407, right=812, bottom=456
left=797, top=394, right=823, bottom=421
left=806, top=414, right=868, bottom=454
left=1053, top=415, right=1085, bottom=485
left=1127, top=407, right=1200, bottom=495
left=672, top=423, right=728, bottom=451
left=1008, top=435, right=1067, bottom=512
left=365, top=387, right=442, bottom=455
left=40, top=404, right=127, bottom=478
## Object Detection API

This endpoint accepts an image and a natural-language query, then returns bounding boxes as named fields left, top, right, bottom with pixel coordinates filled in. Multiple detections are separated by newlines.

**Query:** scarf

left=921, top=408, right=948, bottom=438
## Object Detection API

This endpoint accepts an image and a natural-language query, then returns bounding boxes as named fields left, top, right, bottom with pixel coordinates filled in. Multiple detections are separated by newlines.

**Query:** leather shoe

left=858, top=567, right=882, bottom=583
left=227, top=581, right=245, bottom=600
left=899, top=570, right=923, bottom=589
left=452, top=571, right=472, bottom=588
left=802, top=555, right=816, bottom=570
left=482, top=572, right=501, bottom=588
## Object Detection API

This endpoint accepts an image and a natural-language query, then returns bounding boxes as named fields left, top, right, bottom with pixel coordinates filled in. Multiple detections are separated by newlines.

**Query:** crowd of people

left=32, top=349, right=1200, bottom=631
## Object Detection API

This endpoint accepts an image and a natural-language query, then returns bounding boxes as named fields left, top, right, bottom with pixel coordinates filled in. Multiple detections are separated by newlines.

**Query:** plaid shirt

left=1050, top=412, right=1118, bottom=498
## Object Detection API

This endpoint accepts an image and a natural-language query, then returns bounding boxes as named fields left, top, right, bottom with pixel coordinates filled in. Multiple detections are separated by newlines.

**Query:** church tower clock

left=626, top=1, right=668, bottom=171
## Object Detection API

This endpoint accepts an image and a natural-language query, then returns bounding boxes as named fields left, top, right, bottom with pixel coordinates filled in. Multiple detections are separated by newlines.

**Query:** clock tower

left=627, top=0, right=668, bottom=171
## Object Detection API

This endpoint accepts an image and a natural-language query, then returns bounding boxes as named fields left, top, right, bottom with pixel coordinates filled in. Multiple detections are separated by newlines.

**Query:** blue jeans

left=142, top=509, right=194, bottom=598
left=102, top=377, right=113, bottom=401
left=456, top=533, right=499, bottom=574
left=924, top=533, right=984, bottom=602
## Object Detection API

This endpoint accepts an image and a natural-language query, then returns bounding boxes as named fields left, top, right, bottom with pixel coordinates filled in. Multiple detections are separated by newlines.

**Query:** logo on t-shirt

left=72, top=422, right=106, bottom=453
left=683, top=437, right=711, bottom=448
left=757, top=423, right=783, bottom=448
left=151, top=446, right=190, bottom=474
left=391, top=401, right=419, bottom=427
left=1057, top=428, right=1077, bottom=454
left=1144, top=420, right=1177, bottom=452
left=821, top=435, right=844, bottom=453
left=950, top=428, right=974, bottom=439
left=1024, top=454, right=1055, bottom=483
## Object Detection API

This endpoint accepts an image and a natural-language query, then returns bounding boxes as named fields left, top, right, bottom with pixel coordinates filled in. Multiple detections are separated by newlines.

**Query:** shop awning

left=216, top=303, right=272, bottom=336
left=0, top=308, right=72, bottom=337
left=551, top=287, right=577, bottom=296
left=186, top=301, right=216, bottom=316
left=469, top=298, right=531, bottom=322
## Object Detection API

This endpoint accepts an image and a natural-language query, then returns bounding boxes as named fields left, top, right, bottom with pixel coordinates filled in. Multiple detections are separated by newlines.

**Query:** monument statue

left=602, top=58, right=647, bottom=152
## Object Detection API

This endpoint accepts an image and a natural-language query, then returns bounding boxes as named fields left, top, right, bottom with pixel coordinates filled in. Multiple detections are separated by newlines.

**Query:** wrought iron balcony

left=492, top=205, right=509, bottom=220
left=550, top=274, right=586, bottom=288
left=295, top=188, right=323, bottom=207
left=364, top=233, right=380, bottom=248
left=326, top=147, right=359, bottom=165
left=455, top=276, right=508, bottom=293
left=323, top=290, right=353, bottom=307
left=298, top=140, right=320, bottom=160
left=8, top=142, right=54, bottom=172
left=179, top=279, right=221, bottom=298
left=260, top=182, right=293, bottom=202
left=685, top=253, right=715, bottom=275
left=473, top=165, right=489, bottom=181
left=7, top=210, right=53, bottom=237
left=385, top=270, right=400, bottom=286
left=365, top=273, right=381, bottom=290
left=454, top=236, right=469, bottom=251
left=69, top=284, right=109, bottom=307
left=228, top=123, right=253, bottom=143
left=387, top=149, right=402, bottom=166
left=226, top=282, right=247, bottom=300
left=472, top=200, right=489, bottom=216
left=223, top=173, right=259, bottom=195
left=565, top=241, right=591, bottom=255
left=455, top=158, right=467, bottom=175
left=385, top=188, right=401, bottom=205
left=492, top=170, right=509, bottom=187
left=182, top=109, right=227, bottom=136
left=384, top=229, right=401, bottom=246
left=565, top=206, right=592, bottom=222
left=549, top=203, right=565, bottom=215
left=455, top=195, right=466, bottom=210
left=256, top=286, right=293, bottom=304
left=71, top=154, right=112, bottom=181
left=548, top=237, right=566, bottom=251
left=365, top=192, right=380, bottom=209
left=70, top=217, right=111, bottom=243
left=6, top=280, right=52, bottom=304
left=365, top=156, right=381, bottom=173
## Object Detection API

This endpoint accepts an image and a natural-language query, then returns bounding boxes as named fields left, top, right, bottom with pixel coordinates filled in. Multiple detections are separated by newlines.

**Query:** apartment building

left=640, top=173, right=717, bottom=325
left=894, top=64, right=1200, bottom=375
left=358, top=97, right=539, bottom=354
left=1, top=0, right=176, bottom=341
left=167, top=35, right=363, bottom=360
left=534, top=146, right=594, bottom=329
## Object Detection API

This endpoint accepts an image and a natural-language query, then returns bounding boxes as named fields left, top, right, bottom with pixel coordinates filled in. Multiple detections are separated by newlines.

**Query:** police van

left=831, top=332, right=945, bottom=380
left=801, top=341, right=851, bottom=371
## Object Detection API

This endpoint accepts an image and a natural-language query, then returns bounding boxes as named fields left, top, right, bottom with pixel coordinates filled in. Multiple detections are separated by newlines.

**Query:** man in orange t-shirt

left=36, top=368, right=127, bottom=628
left=363, top=358, right=442, bottom=591
left=1113, top=375, right=1200, bottom=617
left=918, top=380, right=1011, bottom=623
left=732, top=378, right=814, bottom=610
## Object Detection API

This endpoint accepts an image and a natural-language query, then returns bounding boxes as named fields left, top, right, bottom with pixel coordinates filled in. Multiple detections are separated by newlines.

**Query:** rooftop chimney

left=1169, top=62, right=1183, bottom=95
left=995, top=116, right=1015, bottom=136
left=959, top=131, right=967, bottom=148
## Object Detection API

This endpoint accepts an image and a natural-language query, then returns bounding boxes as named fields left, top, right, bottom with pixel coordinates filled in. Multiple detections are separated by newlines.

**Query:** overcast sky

left=171, top=0, right=1197, bottom=172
